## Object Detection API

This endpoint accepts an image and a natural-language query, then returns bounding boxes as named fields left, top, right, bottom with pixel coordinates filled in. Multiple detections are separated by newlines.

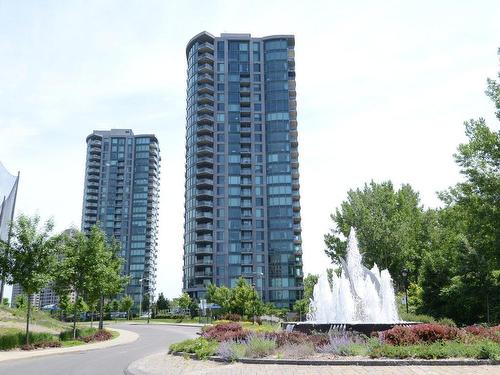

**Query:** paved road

left=0, top=323, right=200, bottom=375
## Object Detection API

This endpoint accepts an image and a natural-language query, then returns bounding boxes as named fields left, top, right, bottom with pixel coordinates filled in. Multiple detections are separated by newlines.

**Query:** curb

left=171, top=351, right=500, bottom=366
left=129, top=322, right=205, bottom=328
left=0, top=328, right=138, bottom=363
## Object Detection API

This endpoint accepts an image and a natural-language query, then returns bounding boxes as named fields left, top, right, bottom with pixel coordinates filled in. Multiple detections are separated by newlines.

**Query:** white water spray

left=308, top=228, right=400, bottom=323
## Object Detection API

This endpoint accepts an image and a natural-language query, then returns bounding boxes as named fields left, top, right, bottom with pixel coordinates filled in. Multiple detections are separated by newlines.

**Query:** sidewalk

left=0, top=327, right=138, bottom=363
left=126, top=352, right=500, bottom=375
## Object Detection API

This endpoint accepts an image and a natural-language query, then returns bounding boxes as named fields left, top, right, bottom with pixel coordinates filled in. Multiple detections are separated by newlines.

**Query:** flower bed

left=169, top=322, right=500, bottom=361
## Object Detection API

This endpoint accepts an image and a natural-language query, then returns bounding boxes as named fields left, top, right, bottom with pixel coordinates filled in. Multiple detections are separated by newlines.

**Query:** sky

left=0, top=0, right=499, bottom=300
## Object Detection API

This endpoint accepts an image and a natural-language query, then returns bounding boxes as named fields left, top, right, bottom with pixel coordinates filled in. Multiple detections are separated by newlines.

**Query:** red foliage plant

left=21, top=341, right=62, bottom=351
left=83, top=329, right=113, bottom=343
left=201, top=322, right=249, bottom=342
left=381, top=324, right=462, bottom=345
left=464, top=325, right=500, bottom=343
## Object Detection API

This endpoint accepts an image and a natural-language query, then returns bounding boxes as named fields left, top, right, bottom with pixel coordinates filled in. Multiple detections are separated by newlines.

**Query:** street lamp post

left=139, top=278, right=143, bottom=319
left=402, top=269, right=409, bottom=314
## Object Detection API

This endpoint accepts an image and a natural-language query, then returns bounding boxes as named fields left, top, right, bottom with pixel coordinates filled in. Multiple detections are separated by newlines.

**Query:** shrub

left=82, top=329, right=113, bottom=343
left=464, top=325, right=500, bottom=343
left=265, top=331, right=308, bottom=347
left=21, top=341, right=62, bottom=351
left=59, top=327, right=98, bottom=341
left=369, top=340, right=500, bottom=360
left=437, top=318, right=457, bottom=327
left=381, top=324, right=461, bottom=345
left=380, top=326, right=418, bottom=346
left=201, top=322, right=249, bottom=342
left=217, top=340, right=246, bottom=361
left=222, top=313, right=242, bottom=322
left=0, top=332, right=56, bottom=350
left=317, top=330, right=366, bottom=355
left=243, top=334, right=276, bottom=358
left=399, top=312, right=436, bottom=323
left=169, top=338, right=218, bottom=359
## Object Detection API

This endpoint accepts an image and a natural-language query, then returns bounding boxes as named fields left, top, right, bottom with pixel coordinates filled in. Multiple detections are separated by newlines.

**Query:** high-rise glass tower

left=82, top=129, right=160, bottom=306
left=183, top=32, right=303, bottom=308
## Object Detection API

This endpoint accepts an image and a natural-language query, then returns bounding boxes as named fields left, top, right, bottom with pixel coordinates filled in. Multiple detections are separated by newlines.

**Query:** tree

left=324, top=181, right=430, bottom=289
left=15, top=293, right=27, bottom=309
left=121, top=295, right=134, bottom=320
left=292, top=274, right=318, bottom=320
left=54, top=230, right=94, bottom=339
left=9, top=214, right=59, bottom=344
left=0, top=239, right=13, bottom=303
left=156, top=292, right=169, bottom=311
left=175, top=293, right=192, bottom=313
left=206, top=284, right=232, bottom=314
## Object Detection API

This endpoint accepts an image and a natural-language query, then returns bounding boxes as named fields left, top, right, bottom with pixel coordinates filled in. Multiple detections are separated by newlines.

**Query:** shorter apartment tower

left=82, top=129, right=160, bottom=306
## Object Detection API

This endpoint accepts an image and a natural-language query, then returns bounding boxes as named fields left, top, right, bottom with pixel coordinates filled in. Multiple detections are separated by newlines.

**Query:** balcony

left=198, top=63, right=214, bottom=74
left=195, top=271, right=213, bottom=277
left=196, top=234, right=213, bottom=242
left=240, top=115, right=251, bottom=124
left=292, top=179, right=300, bottom=189
left=87, top=168, right=100, bottom=175
left=196, top=167, right=213, bottom=176
left=195, top=258, right=213, bottom=266
left=196, top=223, right=213, bottom=232
left=197, top=83, right=214, bottom=95
left=292, top=190, right=300, bottom=200
left=196, top=201, right=213, bottom=209
left=240, top=125, right=251, bottom=134
left=197, top=93, right=214, bottom=104
left=197, top=114, right=215, bottom=124
left=197, top=124, right=213, bottom=135
left=240, top=95, right=251, bottom=104
left=196, top=135, right=214, bottom=145
left=198, top=41, right=214, bottom=53
left=195, top=212, right=213, bottom=221
left=240, top=157, right=251, bottom=165
left=293, top=212, right=301, bottom=222
left=293, top=224, right=302, bottom=232
left=196, top=156, right=214, bottom=166
left=197, top=145, right=214, bottom=156
left=241, top=147, right=251, bottom=154
left=196, top=178, right=213, bottom=188
left=197, top=52, right=214, bottom=63
left=196, top=246, right=213, bottom=255
left=240, top=105, right=251, bottom=114
left=292, top=168, right=299, bottom=178
left=198, top=73, right=214, bottom=84
left=196, top=189, right=213, bottom=198
left=240, top=87, right=251, bottom=95
left=197, top=104, right=214, bottom=115
left=293, top=201, right=301, bottom=211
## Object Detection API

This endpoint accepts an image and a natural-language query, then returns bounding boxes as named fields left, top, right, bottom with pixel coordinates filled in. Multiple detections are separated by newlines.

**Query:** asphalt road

left=0, top=323, right=200, bottom=375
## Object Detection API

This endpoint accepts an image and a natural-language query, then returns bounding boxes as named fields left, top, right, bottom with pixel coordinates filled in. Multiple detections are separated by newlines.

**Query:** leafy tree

left=175, top=292, right=192, bottom=312
left=9, top=214, right=59, bottom=344
left=1, top=297, right=8, bottom=306
left=121, top=295, right=134, bottom=320
left=292, top=274, right=318, bottom=320
left=0, top=239, right=13, bottom=302
left=324, top=181, right=430, bottom=289
left=206, top=284, right=232, bottom=314
left=54, top=230, right=94, bottom=339
left=141, top=294, right=150, bottom=314
left=15, top=293, right=27, bottom=309
left=156, top=292, right=169, bottom=311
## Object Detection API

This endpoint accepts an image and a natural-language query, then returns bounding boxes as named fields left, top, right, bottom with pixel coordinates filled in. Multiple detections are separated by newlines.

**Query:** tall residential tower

left=182, top=32, right=303, bottom=308
left=82, top=129, right=160, bottom=306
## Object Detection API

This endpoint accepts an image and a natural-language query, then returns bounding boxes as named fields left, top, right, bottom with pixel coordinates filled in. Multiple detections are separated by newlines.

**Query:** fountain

left=285, top=228, right=414, bottom=335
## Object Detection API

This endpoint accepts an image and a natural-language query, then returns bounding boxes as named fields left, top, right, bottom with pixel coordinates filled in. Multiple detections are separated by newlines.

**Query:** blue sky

left=0, top=0, right=499, bottom=299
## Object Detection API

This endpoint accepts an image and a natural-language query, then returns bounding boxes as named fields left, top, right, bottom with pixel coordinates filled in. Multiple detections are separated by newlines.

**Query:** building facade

left=182, top=32, right=303, bottom=308
left=82, top=129, right=160, bottom=306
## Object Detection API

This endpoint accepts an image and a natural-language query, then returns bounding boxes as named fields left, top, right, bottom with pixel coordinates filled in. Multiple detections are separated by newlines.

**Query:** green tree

left=175, top=292, right=192, bottom=311
left=0, top=239, right=13, bottom=303
left=206, top=284, right=232, bottom=314
left=292, top=274, right=318, bottom=320
left=156, top=292, right=169, bottom=311
left=324, top=181, right=430, bottom=289
left=15, top=293, right=27, bottom=309
left=120, top=295, right=134, bottom=320
left=418, top=54, right=500, bottom=324
left=9, top=214, right=59, bottom=344
left=54, top=230, right=94, bottom=339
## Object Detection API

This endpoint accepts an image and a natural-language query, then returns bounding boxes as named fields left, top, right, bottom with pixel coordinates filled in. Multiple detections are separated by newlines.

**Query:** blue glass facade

left=183, top=33, right=303, bottom=308
left=82, top=129, right=160, bottom=306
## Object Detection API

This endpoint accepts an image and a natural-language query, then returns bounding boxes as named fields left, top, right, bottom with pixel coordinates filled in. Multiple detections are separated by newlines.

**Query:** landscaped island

left=169, top=321, right=500, bottom=361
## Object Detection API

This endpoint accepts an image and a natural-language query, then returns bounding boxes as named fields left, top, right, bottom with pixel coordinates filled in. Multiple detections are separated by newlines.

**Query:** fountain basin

left=282, top=322, right=418, bottom=336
